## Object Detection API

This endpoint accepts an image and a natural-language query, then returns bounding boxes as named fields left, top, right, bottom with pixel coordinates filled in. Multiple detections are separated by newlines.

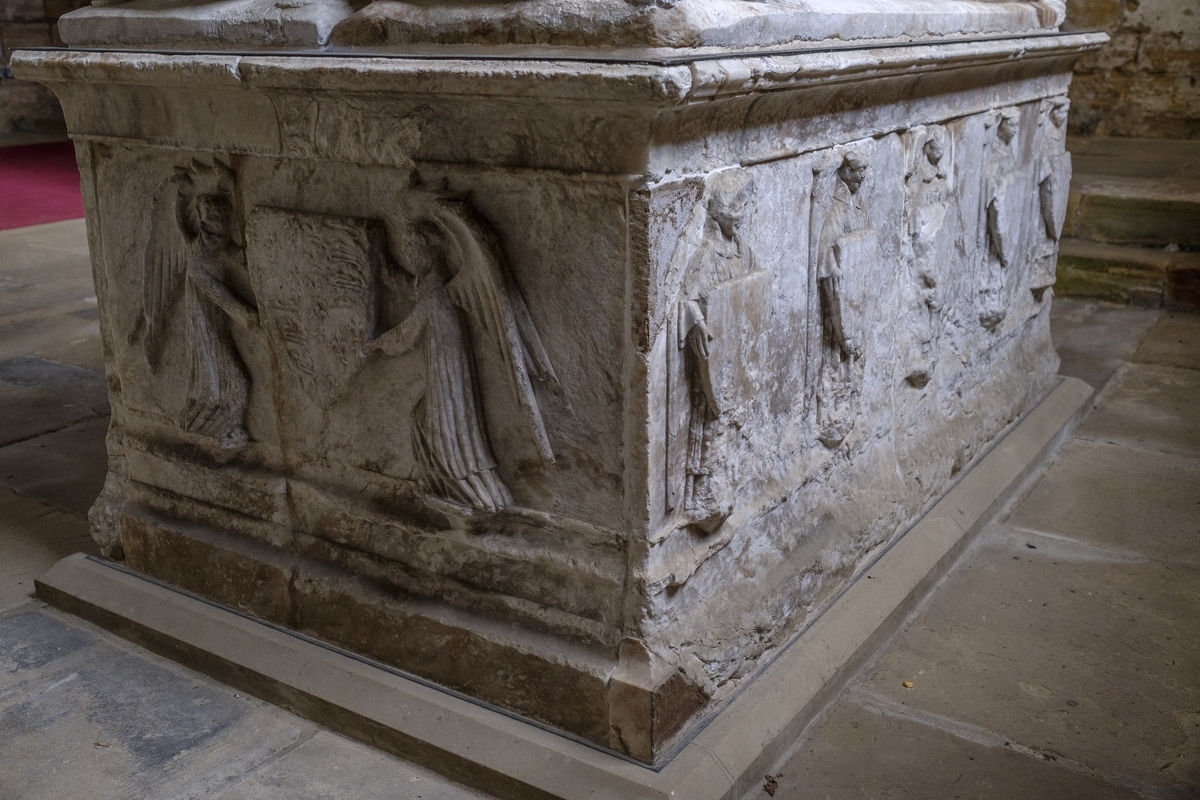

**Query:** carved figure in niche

left=674, top=171, right=758, bottom=533
left=979, top=108, right=1025, bottom=331
left=1031, top=98, right=1072, bottom=300
left=139, top=160, right=259, bottom=450
left=903, top=128, right=952, bottom=388
left=368, top=197, right=559, bottom=513
left=813, top=153, right=871, bottom=449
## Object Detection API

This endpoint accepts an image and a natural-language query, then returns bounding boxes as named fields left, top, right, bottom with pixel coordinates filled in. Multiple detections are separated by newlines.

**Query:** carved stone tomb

left=14, top=0, right=1102, bottom=765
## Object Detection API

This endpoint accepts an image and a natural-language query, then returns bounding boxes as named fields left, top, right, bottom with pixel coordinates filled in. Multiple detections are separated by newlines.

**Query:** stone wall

left=1065, top=0, right=1200, bottom=138
left=0, top=0, right=87, bottom=133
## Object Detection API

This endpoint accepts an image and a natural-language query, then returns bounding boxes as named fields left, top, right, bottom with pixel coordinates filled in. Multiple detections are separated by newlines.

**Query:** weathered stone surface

left=1009, top=437, right=1200, bottom=567
left=12, top=15, right=1102, bottom=762
left=861, top=527, right=1200, bottom=795
left=1078, top=361, right=1200, bottom=456
left=767, top=697, right=1144, bottom=800
left=1135, top=311, right=1200, bottom=371
left=1065, top=0, right=1200, bottom=139
left=54, top=0, right=1069, bottom=50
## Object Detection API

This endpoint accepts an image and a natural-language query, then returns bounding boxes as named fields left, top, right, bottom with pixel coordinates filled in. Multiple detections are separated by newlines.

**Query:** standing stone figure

left=676, top=171, right=756, bottom=533
left=369, top=199, right=558, bottom=513
left=814, top=153, right=871, bottom=448
left=1031, top=98, right=1072, bottom=300
left=903, top=128, right=951, bottom=388
left=979, top=108, right=1024, bottom=331
left=141, top=160, right=259, bottom=450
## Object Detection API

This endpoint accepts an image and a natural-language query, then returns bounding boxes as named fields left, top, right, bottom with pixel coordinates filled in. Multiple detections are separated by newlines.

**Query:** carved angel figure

left=814, top=153, right=871, bottom=449
left=140, top=160, right=259, bottom=450
left=1031, top=98, right=1072, bottom=300
left=980, top=108, right=1023, bottom=331
left=369, top=198, right=558, bottom=513
left=676, top=171, right=756, bottom=533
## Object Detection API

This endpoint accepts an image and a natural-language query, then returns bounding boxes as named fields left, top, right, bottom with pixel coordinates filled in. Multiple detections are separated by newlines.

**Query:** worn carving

left=979, top=107, right=1025, bottom=330
left=670, top=171, right=759, bottom=533
left=248, top=210, right=387, bottom=408
left=138, top=160, right=259, bottom=450
left=902, top=127, right=952, bottom=388
left=369, top=196, right=559, bottom=513
left=812, top=153, right=871, bottom=448
left=1031, top=97, right=1072, bottom=300
left=275, top=95, right=422, bottom=168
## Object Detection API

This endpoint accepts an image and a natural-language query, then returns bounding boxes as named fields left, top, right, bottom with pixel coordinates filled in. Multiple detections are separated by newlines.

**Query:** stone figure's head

left=402, top=219, right=449, bottom=285
left=1050, top=98, right=1070, bottom=129
left=838, top=152, right=869, bottom=194
left=922, top=129, right=947, bottom=167
left=997, top=109, right=1020, bottom=145
left=707, top=170, right=752, bottom=239
left=179, top=160, right=237, bottom=242
left=195, top=194, right=233, bottom=240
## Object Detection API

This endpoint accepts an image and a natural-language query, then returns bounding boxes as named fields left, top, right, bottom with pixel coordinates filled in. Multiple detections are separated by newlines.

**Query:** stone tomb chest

left=15, top=0, right=1102, bottom=766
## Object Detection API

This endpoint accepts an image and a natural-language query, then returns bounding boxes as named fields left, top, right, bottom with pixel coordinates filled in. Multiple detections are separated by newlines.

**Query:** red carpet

left=0, top=141, right=85, bottom=231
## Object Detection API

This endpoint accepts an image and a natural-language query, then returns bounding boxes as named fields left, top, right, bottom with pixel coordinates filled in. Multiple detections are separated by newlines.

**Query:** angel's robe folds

left=375, top=285, right=512, bottom=512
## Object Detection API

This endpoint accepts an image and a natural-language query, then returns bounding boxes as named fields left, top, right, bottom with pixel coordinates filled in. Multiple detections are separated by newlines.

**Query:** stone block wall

left=1, top=0, right=88, bottom=133
left=1065, top=0, right=1200, bottom=138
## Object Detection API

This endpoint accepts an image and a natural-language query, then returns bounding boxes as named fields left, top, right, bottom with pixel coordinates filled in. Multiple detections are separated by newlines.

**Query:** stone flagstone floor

left=1, top=218, right=1197, bottom=799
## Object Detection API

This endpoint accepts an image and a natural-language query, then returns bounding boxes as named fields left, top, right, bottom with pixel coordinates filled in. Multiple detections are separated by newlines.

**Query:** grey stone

left=765, top=697, right=1142, bottom=800
left=1079, top=362, right=1200, bottom=457
left=0, top=356, right=108, bottom=447
left=209, top=730, right=489, bottom=800
left=1135, top=312, right=1200, bottom=371
left=859, top=528, right=1200, bottom=796
left=0, top=219, right=104, bottom=374
left=0, top=487, right=94, bottom=613
left=1053, top=303, right=1161, bottom=391
left=0, top=415, right=109, bottom=516
left=1009, top=437, right=1200, bottom=568
left=0, top=605, right=311, bottom=800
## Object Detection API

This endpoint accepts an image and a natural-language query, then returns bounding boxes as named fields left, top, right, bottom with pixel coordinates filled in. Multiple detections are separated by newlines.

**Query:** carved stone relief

left=665, top=171, right=765, bottom=534
left=243, top=191, right=559, bottom=515
left=901, top=126, right=953, bottom=388
left=367, top=196, right=559, bottom=513
left=134, top=159, right=260, bottom=450
left=978, top=107, right=1025, bottom=331
left=811, top=153, right=872, bottom=448
left=1031, top=97, right=1072, bottom=300
left=247, top=210, right=386, bottom=409
left=274, top=95, right=422, bottom=168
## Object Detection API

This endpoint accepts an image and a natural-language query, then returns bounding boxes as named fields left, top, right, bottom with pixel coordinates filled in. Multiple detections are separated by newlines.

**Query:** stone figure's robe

left=182, top=237, right=252, bottom=449
left=376, top=284, right=512, bottom=512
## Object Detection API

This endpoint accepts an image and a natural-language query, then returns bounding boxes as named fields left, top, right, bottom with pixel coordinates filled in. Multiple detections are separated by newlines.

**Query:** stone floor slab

left=209, top=730, right=489, bottom=800
left=0, top=415, right=109, bottom=516
left=1079, top=362, right=1200, bottom=457
left=0, top=356, right=108, bottom=447
left=761, top=697, right=1142, bottom=800
left=0, top=487, right=95, bottom=613
left=0, top=219, right=103, bottom=373
left=1008, top=437, right=1200, bottom=568
left=1135, top=312, right=1200, bottom=371
left=1054, top=303, right=1162, bottom=392
left=859, top=528, right=1200, bottom=796
left=0, top=605, right=313, bottom=800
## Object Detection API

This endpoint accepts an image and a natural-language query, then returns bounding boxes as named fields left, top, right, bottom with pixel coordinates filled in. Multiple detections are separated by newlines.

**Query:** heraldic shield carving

left=247, top=209, right=386, bottom=409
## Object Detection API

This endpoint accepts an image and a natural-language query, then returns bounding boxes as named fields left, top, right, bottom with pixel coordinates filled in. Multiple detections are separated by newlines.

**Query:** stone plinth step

left=1055, top=238, right=1200, bottom=310
left=36, top=377, right=1092, bottom=800
left=1064, top=136, right=1200, bottom=250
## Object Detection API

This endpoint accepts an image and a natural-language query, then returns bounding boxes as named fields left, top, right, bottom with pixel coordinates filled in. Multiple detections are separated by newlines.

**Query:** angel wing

left=430, top=201, right=558, bottom=462
left=141, top=168, right=190, bottom=371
